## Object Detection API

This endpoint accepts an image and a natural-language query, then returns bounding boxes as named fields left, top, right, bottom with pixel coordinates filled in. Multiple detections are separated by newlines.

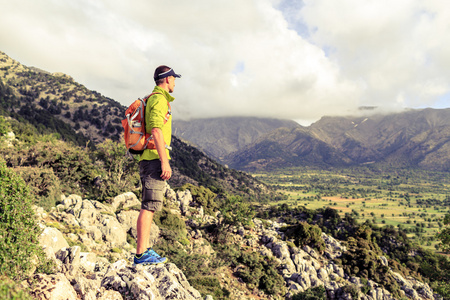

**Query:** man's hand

left=161, top=160, right=172, bottom=180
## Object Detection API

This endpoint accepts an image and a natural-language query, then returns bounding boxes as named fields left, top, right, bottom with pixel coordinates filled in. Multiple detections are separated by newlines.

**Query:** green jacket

left=139, top=86, right=174, bottom=161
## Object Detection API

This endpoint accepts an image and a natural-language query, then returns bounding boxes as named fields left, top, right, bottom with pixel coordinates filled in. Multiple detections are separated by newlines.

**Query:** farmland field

left=253, top=167, right=450, bottom=252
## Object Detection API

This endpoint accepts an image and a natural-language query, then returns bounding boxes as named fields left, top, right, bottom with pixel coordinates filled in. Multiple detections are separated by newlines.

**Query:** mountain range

left=174, top=109, right=450, bottom=172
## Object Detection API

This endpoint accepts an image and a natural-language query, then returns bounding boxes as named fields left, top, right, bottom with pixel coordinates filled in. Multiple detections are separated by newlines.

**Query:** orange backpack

left=122, top=93, right=171, bottom=154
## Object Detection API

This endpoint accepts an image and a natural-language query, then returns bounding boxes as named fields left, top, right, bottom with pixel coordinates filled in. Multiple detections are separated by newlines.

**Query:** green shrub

left=154, top=208, right=189, bottom=245
left=93, top=139, right=140, bottom=201
left=212, top=241, right=286, bottom=297
left=189, top=276, right=230, bottom=299
left=236, top=252, right=285, bottom=295
left=14, top=166, right=62, bottom=210
left=431, top=280, right=450, bottom=300
left=340, top=284, right=359, bottom=299
left=220, top=195, right=255, bottom=227
left=1, top=137, right=140, bottom=203
left=0, top=277, right=33, bottom=300
left=0, top=115, right=10, bottom=136
left=437, top=213, right=450, bottom=252
left=2, top=139, right=96, bottom=197
left=0, top=160, right=54, bottom=280
left=283, top=222, right=325, bottom=253
left=180, top=184, right=218, bottom=215
left=127, top=233, right=137, bottom=248
left=292, top=286, right=326, bottom=300
left=339, top=226, right=402, bottom=298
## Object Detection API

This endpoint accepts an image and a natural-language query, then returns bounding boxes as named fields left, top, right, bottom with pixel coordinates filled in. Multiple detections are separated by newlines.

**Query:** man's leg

left=136, top=208, right=155, bottom=255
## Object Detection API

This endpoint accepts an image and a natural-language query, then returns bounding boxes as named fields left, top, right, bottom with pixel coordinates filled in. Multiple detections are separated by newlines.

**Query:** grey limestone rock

left=39, top=226, right=70, bottom=253
left=101, top=260, right=202, bottom=300
left=27, top=273, right=78, bottom=300
left=111, top=192, right=141, bottom=212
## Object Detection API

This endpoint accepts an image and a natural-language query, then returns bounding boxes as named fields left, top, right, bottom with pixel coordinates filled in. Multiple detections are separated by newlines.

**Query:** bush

left=1, top=138, right=140, bottom=203
left=154, top=208, right=189, bottom=245
left=220, top=195, right=255, bottom=228
left=0, top=115, right=10, bottom=136
left=431, top=280, right=450, bottom=300
left=93, top=139, right=140, bottom=201
left=212, top=241, right=286, bottom=297
left=180, top=184, right=218, bottom=215
left=339, top=226, right=402, bottom=298
left=292, top=286, right=326, bottom=300
left=14, top=166, right=62, bottom=210
left=189, top=276, right=230, bottom=299
left=2, top=139, right=96, bottom=197
left=437, top=213, right=450, bottom=252
left=283, top=222, right=325, bottom=253
left=0, top=160, right=54, bottom=280
left=0, top=277, right=33, bottom=300
left=340, top=284, right=359, bottom=299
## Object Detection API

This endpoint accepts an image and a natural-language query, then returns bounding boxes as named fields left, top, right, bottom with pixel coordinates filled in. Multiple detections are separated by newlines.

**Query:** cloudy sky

left=1, top=0, right=449, bottom=124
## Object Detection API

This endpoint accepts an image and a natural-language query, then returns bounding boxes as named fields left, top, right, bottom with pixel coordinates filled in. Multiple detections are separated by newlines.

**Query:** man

left=134, top=65, right=181, bottom=265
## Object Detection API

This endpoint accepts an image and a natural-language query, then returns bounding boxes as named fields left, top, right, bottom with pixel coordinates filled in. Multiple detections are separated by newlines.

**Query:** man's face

left=168, top=76, right=176, bottom=93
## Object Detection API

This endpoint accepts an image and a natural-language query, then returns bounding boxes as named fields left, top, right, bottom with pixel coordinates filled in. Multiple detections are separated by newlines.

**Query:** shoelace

left=147, top=249, right=161, bottom=258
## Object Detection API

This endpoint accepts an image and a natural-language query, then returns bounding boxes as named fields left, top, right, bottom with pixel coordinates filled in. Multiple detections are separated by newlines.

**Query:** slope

left=173, top=117, right=301, bottom=160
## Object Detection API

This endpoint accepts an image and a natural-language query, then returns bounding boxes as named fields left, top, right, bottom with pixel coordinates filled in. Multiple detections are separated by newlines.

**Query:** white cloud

left=300, top=0, right=450, bottom=110
left=0, top=0, right=449, bottom=124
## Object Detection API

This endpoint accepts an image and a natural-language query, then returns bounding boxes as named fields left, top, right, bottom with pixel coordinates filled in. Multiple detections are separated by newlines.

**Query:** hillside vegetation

left=0, top=51, right=124, bottom=144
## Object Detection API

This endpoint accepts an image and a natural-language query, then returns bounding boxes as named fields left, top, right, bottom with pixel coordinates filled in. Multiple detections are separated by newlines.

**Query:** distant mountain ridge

left=223, top=108, right=450, bottom=171
left=173, top=117, right=300, bottom=160
left=173, top=109, right=450, bottom=172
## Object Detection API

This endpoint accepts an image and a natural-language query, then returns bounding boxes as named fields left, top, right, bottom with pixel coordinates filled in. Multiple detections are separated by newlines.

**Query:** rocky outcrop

left=32, top=185, right=440, bottom=300
left=102, top=260, right=202, bottom=300
left=32, top=187, right=207, bottom=300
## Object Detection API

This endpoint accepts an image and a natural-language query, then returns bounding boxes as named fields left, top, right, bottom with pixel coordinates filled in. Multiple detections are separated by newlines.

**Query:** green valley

left=254, top=167, right=450, bottom=252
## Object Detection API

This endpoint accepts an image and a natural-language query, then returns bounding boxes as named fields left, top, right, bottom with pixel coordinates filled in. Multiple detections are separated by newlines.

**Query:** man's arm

left=151, top=127, right=172, bottom=180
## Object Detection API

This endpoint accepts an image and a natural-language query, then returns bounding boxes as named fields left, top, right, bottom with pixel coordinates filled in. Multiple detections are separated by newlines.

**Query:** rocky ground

left=29, top=184, right=441, bottom=300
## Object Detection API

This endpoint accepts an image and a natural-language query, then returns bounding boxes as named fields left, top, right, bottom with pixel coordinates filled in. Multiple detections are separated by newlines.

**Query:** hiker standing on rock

left=134, top=65, right=181, bottom=265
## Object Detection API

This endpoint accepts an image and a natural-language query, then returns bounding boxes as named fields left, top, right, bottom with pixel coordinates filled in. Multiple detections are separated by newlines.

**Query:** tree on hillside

left=0, top=159, right=54, bottom=280
left=436, top=213, right=450, bottom=252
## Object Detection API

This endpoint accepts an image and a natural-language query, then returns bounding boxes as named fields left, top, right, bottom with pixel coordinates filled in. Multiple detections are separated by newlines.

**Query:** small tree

left=436, top=214, right=450, bottom=252
left=0, top=160, right=52, bottom=280
left=220, top=195, right=255, bottom=228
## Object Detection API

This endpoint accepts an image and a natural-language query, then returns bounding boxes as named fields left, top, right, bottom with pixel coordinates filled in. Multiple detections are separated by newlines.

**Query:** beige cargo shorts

left=139, top=159, right=165, bottom=212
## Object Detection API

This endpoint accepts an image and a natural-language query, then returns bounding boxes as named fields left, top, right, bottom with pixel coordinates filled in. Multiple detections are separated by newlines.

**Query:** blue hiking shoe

left=133, top=249, right=167, bottom=266
left=147, top=248, right=162, bottom=258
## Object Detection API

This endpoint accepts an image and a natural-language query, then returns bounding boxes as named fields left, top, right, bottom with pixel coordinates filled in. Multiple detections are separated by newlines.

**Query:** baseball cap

left=154, top=68, right=182, bottom=80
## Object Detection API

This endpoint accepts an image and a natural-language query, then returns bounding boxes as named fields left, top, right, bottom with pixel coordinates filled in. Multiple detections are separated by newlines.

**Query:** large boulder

left=101, top=260, right=202, bottom=300
left=111, top=192, right=141, bottom=212
left=39, top=226, right=69, bottom=253
left=116, top=210, right=160, bottom=245
left=27, top=273, right=78, bottom=300
left=98, top=213, right=128, bottom=247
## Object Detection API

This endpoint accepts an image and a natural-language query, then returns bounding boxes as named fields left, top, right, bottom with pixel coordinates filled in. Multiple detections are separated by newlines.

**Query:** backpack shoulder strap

left=146, top=92, right=171, bottom=123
